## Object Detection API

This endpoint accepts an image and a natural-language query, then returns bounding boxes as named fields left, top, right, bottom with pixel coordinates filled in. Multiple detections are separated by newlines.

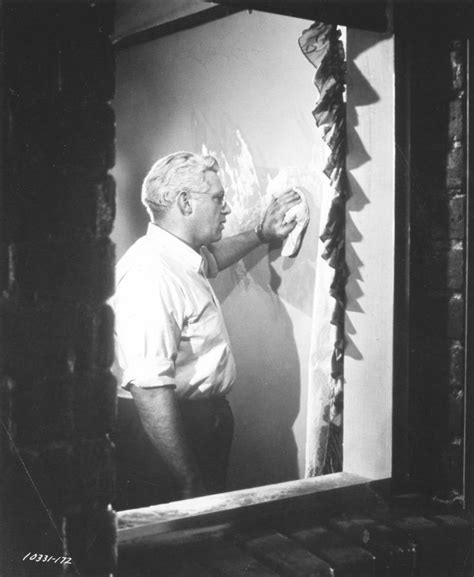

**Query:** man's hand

left=260, top=189, right=302, bottom=242
left=209, top=189, right=302, bottom=270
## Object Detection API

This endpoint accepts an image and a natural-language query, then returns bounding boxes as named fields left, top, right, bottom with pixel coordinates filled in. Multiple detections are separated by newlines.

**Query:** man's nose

left=222, top=200, right=231, bottom=215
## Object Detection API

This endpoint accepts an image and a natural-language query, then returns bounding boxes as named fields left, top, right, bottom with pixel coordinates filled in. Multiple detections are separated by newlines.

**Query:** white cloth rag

left=275, top=186, right=310, bottom=257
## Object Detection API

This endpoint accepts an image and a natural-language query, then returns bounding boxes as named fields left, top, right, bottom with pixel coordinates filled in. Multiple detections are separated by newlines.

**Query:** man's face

left=189, top=171, right=231, bottom=246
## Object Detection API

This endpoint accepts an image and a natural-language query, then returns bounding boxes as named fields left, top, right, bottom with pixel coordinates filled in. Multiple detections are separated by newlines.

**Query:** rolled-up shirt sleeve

left=113, top=266, right=185, bottom=391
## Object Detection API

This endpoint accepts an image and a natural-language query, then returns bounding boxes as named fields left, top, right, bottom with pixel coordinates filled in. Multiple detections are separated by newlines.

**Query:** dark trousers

left=114, top=395, right=234, bottom=510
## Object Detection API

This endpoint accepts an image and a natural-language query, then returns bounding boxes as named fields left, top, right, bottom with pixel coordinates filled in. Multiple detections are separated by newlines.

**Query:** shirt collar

left=146, top=223, right=206, bottom=274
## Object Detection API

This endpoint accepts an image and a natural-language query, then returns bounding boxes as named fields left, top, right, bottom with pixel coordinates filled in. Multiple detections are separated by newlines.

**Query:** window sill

left=117, top=472, right=385, bottom=548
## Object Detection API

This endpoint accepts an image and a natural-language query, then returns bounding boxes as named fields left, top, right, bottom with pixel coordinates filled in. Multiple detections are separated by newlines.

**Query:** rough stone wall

left=0, top=1, right=117, bottom=574
left=409, top=38, right=466, bottom=502
left=442, top=41, right=466, bottom=501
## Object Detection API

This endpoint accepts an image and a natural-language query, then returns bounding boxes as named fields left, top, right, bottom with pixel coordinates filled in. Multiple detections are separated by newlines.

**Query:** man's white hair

left=141, top=151, right=219, bottom=219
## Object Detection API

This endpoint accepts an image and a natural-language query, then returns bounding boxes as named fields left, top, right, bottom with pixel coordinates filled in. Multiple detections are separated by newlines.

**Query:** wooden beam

left=207, top=0, right=390, bottom=32
left=117, top=473, right=385, bottom=548
left=114, top=5, right=242, bottom=51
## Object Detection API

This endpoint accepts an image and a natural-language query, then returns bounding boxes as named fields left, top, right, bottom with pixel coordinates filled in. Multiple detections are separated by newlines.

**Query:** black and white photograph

left=1, top=0, right=473, bottom=575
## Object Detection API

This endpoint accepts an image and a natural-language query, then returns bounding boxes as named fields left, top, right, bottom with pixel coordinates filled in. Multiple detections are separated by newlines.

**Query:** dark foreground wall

left=0, top=1, right=117, bottom=575
left=404, top=33, right=467, bottom=502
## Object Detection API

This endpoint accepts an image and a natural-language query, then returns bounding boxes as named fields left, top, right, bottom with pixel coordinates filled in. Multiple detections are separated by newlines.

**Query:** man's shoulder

left=117, top=237, right=183, bottom=287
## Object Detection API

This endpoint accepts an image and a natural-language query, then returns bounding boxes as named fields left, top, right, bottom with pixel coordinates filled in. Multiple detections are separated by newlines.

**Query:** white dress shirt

left=111, top=223, right=236, bottom=400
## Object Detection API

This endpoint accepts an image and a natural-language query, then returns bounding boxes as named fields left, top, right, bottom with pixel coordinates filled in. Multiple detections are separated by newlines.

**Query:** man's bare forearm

left=210, top=229, right=261, bottom=271
left=130, top=384, right=204, bottom=499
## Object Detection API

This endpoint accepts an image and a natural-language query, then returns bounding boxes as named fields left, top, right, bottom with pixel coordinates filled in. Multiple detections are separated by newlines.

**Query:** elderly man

left=112, top=151, right=300, bottom=509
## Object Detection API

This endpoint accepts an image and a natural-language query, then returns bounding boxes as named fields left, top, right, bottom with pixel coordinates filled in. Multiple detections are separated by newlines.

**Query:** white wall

left=113, top=10, right=325, bottom=489
left=343, top=29, right=395, bottom=479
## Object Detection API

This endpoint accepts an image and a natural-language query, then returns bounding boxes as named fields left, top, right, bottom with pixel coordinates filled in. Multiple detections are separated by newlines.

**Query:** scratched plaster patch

left=194, top=116, right=322, bottom=314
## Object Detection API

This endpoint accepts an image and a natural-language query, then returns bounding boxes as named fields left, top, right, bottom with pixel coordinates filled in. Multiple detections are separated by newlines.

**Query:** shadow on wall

left=345, top=29, right=386, bottom=363
left=213, top=243, right=301, bottom=489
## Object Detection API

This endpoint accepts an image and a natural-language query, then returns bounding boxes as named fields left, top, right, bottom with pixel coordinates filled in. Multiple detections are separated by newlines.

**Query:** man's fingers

left=261, top=189, right=303, bottom=240
left=277, top=220, right=297, bottom=237
left=276, top=188, right=301, bottom=201
left=273, top=190, right=301, bottom=210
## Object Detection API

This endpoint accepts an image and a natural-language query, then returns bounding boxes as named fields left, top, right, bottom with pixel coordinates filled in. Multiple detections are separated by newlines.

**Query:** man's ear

left=177, top=190, right=193, bottom=215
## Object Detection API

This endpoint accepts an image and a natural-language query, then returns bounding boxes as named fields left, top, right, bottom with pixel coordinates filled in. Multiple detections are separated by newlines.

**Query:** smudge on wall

left=200, top=124, right=323, bottom=311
